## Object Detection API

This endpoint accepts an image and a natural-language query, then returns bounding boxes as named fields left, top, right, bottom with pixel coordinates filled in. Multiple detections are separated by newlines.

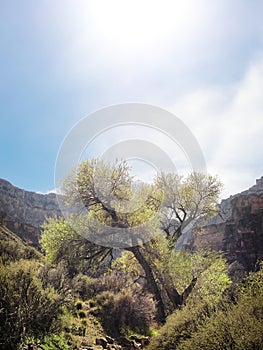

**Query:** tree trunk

left=127, top=246, right=166, bottom=324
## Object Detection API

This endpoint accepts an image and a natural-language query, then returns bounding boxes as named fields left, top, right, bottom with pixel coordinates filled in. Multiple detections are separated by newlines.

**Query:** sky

left=0, top=0, right=263, bottom=199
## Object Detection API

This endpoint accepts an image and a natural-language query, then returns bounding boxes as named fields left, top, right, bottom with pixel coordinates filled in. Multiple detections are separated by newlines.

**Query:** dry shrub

left=95, top=285, right=156, bottom=337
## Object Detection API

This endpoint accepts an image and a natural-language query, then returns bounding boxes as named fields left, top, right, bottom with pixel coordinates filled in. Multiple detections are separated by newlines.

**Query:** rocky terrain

left=0, top=178, right=61, bottom=247
left=194, top=176, right=263, bottom=271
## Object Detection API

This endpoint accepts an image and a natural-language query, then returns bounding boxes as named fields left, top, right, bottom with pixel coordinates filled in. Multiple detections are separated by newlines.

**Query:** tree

left=41, top=217, right=114, bottom=277
left=42, top=158, right=222, bottom=323
left=157, top=172, right=221, bottom=247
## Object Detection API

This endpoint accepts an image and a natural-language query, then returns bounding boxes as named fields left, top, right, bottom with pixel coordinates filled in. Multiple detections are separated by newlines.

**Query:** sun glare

left=88, top=1, right=200, bottom=56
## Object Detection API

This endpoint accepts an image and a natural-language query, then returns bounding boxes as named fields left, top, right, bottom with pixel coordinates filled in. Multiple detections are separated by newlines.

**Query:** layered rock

left=0, top=178, right=61, bottom=247
left=194, top=177, right=263, bottom=271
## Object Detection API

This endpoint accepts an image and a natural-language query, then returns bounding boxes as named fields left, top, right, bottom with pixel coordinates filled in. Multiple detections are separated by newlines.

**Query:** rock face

left=0, top=178, right=61, bottom=247
left=194, top=177, right=263, bottom=271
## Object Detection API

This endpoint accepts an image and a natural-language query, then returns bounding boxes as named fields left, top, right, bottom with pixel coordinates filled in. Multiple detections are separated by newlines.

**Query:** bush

left=70, top=273, right=97, bottom=300
left=0, top=259, right=63, bottom=349
left=178, top=267, right=263, bottom=350
left=148, top=266, right=263, bottom=350
left=95, top=286, right=156, bottom=337
left=0, top=232, right=42, bottom=264
left=71, top=270, right=135, bottom=300
left=38, top=262, right=70, bottom=296
left=19, top=334, right=73, bottom=350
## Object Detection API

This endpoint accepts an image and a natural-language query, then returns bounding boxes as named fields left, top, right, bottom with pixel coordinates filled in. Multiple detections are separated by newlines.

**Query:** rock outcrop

left=0, top=178, right=61, bottom=247
left=194, top=177, right=263, bottom=271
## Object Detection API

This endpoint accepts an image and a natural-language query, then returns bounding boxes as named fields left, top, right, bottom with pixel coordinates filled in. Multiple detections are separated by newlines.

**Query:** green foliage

left=146, top=235, right=231, bottom=312
left=156, top=172, right=222, bottom=244
left=41, top=217, right=113, bottom=277
left=0, top=259, right=63, bottom=349
left=38, top=261, right=71, bottom=297
left=148, top=266, right=263, bottom=350
left=19, top=334, right=72, bottom=350
left=70, top=273, right=97, bottom=299
left=0, top=226, right=42, bottom=264
left=187, top=250, right=232, bottom=305
left=40, top=334, right=72, bottom=350
left=41, top=217, right=84, bottom=276
left=63, top=158, right=133, bottom=208
left=149, top=236, right=193, bottom=294
left=112, top=250, right=142, bottom=279
left=57, top=304, right=103, bottom=346
left=0, top=223, right=104, bottom=349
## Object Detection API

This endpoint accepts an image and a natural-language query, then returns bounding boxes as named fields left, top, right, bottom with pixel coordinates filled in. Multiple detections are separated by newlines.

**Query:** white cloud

left=172, top=56, right=263, bottom=198
left=37, top=189, right=58, bottom=195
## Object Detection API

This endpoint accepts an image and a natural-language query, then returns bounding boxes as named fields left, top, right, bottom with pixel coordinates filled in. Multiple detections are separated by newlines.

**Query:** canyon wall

left=0, top=178, right=61, bottom=247
left=194, top=177, right=263, bottom=271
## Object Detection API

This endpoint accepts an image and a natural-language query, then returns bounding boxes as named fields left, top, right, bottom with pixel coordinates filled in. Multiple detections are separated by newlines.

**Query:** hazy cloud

left=173, top=56, right=263, bottom=197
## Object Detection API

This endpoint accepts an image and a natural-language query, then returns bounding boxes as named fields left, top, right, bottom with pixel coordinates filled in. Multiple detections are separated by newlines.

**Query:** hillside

left=0, top=175, right=263, bottom=349
left=194, top=176, right=263, bottom=271
left=0, top=178, right=61, bottom=247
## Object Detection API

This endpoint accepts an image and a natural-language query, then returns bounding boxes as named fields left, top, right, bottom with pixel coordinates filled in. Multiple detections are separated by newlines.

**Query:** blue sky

left=1, top=0, right=263, bottom=197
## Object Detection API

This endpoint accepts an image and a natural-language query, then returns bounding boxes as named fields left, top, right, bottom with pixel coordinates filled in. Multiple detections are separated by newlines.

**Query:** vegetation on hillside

left=0, top=159, right=262, bottom=349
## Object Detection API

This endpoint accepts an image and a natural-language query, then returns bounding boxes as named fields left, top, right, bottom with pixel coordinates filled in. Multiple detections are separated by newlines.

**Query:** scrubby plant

left=95, top=286, right=156, bottom=337
left=19, top=334, right=73, bottom=350
left=0, top=259, right=63, bottom=349
left=0, top=230, right=42, bottom=263
left=75, top=300, right=83, bottom=310
left=148, top=264, right=263, bottom=350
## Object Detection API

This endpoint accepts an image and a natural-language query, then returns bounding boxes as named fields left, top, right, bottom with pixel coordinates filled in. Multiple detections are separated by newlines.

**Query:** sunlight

left=88, top=0, right=201, bottom=56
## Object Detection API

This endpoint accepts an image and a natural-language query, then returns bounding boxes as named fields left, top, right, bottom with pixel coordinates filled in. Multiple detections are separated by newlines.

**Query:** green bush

left=178, top=267, right=263, bottom=350
left=148, top=267, right=263, bottom=350
left=41, top=334, right=72, bottom=350
left=19, top=334, right=73, bottom=350
left=0, top=259, right=63, bottom=349
left=70, top=273, right=97, bottom=300
left=0, top=232, right=42, bottom=263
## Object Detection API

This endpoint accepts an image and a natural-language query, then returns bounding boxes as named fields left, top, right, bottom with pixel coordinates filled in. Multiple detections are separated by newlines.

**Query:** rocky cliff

left=0, top=178, right=61, bottom=247
left=0, top=176, right=263, bottom=270
left=194, top=177, right=263, bottom=271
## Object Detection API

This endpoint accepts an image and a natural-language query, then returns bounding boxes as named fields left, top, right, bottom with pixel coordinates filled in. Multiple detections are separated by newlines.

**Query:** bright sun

left=88, top=1, right=200, bottom=55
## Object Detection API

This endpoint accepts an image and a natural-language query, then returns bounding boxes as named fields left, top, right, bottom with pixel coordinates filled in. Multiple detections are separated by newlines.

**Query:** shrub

left=95, top=286, right=156, bottom=337
left=178, top=267, right=263, bottom=350
left=39, top=262, right=70, bottom=292
left=148, top=266, right=263, bottom=350
left=19, top=334, right=73, bottom=350
left=0, top=259, right=63, bottom=349
left=0, top=233, right=42, bottom=263
left=75, top=300, right=83, bottom=310
left=70, top=273, right=97, bottom=300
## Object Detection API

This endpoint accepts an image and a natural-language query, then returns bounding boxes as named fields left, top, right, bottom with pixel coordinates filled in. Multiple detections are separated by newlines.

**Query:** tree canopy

left=41, top=158, right=222, bottom=323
